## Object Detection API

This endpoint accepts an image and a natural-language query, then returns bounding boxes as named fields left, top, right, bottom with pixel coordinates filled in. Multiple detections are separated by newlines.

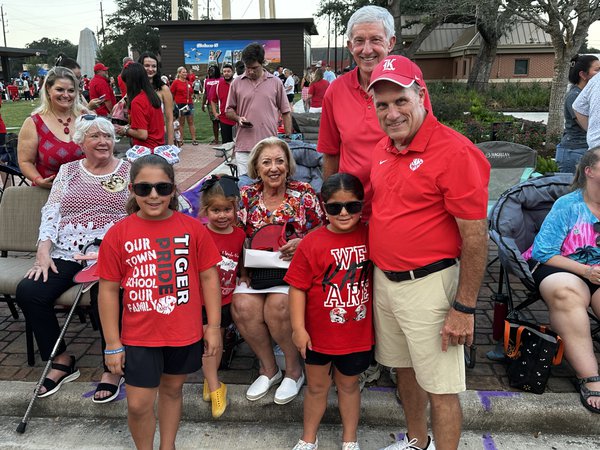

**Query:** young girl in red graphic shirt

left=98, top=154, right=223, bottom=449
left=199, top=174, right=246, bottom=418
left=285, top=173, right=373, bottom=450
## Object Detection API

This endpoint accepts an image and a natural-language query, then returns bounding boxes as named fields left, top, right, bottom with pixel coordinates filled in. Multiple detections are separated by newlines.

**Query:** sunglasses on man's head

left=132, top=182, right=175, bottom=197
left=324, top=201, right=363, bottom=216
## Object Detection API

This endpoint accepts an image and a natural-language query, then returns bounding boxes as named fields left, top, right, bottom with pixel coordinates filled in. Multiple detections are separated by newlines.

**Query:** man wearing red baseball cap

left=89, top=62, right=116, bottom=117
left=369, top=55, right=490, bottom=450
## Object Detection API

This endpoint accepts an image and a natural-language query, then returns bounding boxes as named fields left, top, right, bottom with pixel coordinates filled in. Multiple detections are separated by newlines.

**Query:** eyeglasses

left=132, top=182, right=175, bottom=197
left=324, top=201, right=363, bottom=215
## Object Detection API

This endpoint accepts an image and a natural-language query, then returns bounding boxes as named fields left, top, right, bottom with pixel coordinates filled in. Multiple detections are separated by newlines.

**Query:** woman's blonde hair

left=33, top=66, right=86, bottom=116
left=247, top=137, right=296, bottom=180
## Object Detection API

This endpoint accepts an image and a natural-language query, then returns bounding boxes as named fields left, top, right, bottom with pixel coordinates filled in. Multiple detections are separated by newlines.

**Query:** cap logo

left=383, top=59, right=395, bottom=71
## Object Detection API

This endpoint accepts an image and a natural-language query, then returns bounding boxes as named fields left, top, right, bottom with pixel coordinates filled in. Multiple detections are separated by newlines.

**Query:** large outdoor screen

left=183, top=39, right=281, bottom=72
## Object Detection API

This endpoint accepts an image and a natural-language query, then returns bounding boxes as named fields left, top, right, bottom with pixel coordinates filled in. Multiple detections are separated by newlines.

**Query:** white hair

left=347, top=5, right=395, bottom=41
left=72, top=115, right=116, bottom=145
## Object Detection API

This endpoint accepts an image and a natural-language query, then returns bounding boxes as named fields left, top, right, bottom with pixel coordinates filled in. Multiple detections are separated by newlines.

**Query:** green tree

left=105, top=0, right=192, bottom=55
left=505, top=0, right=600, bottom=144
left=25, top=38, right=78, bottom=67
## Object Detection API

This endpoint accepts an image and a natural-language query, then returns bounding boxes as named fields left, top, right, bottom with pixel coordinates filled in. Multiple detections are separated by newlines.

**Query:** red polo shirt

left=369, top=112, right=490, bottom=272
left=317, top=68, right=385, bottom=219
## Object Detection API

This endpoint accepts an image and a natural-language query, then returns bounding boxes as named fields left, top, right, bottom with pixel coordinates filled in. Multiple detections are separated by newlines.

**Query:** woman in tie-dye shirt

left=528, top=148, right=600, bottom=414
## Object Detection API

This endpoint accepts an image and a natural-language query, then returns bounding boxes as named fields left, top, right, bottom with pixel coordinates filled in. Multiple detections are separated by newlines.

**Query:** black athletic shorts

left=529, top=260, right=600, bottom=295
left=124, top=340, right=203, bottom=388
left=304, top=348, right=372, bottom=376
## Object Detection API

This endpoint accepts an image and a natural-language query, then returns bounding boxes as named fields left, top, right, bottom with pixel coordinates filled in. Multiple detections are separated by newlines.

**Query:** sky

left=3, top=0, right=332, bottom=49
left=4, top=0, right=600, bottom=51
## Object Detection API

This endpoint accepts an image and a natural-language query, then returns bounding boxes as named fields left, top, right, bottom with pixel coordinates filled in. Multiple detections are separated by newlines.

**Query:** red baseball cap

left=368, top=55, right=433, bottom=112
left=94, top=62, right=109, bottom=72
left=367, top=55, right=423, bottom=91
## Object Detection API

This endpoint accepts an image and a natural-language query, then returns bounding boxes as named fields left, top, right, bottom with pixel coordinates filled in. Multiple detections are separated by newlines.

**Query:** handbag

left=111, top=97, right=128, bottom=125
left=246, top=224, right=294, bottom=290
left=503, top=318, right=564, bottom=394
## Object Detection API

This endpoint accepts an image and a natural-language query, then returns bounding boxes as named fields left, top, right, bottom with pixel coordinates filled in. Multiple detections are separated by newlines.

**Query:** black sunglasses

left=324, top=201, right=363, bottom=216
left=82, top=114, right=97, bottom=121
left=132, top=182, right=175, bottom=197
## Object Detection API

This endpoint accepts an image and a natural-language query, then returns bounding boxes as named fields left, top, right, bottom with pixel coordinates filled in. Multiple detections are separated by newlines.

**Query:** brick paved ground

left=1, top=144, right=598, bottom=394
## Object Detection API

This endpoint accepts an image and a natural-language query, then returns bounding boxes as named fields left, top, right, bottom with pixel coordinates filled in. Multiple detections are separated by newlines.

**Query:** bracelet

left=452, top=300, right=476, bottom=314
left=207, top=324, right=221, bottom=329
left=104, top=346, right=125, bottom=355
left=123, top=125, right=130, bottom=137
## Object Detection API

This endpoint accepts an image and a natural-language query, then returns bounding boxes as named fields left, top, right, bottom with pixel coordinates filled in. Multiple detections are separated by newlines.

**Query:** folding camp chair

left=487, top=174, right=600, bottom=354
left=477, top=141, right=538, bottom=214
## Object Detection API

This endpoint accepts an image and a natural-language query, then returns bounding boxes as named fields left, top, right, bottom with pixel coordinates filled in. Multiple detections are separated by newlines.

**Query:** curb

left=2, top=381, right=597, bottom=435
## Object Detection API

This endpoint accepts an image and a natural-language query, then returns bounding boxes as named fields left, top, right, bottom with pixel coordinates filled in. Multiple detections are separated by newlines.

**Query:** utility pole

left=207, top=0, right=210, bottom=19
left=99, top=1, right=106, bottom=47
left=326, top=15, right=331, bottom=67
left=1, top=5, right=7, bottom=47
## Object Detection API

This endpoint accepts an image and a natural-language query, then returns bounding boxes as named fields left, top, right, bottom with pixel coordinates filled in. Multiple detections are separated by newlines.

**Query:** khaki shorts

left=373, top=264, right=465, bottom=394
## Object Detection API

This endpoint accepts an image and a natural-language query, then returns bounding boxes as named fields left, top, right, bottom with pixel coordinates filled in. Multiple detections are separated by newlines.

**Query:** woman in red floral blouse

left=233, top=137, right=323, bottom=406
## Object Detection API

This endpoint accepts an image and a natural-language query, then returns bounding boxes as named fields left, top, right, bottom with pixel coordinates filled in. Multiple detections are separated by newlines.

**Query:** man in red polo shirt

left=369, top=55, right=490, bottom=450
left=210, top=63, right=236, bottom=144
left=89, top=62, right=116, bottom=117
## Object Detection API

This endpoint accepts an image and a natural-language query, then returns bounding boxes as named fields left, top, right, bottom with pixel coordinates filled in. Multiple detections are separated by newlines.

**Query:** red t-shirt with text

left=98, top=212, right=222, bottom=347
left=206, top=226, right=246, bottom=305
left=284, top=224, right=374, bottom=355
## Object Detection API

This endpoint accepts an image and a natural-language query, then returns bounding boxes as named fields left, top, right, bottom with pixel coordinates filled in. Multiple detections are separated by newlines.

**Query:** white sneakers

left=292, top=438, right=318, bottom=450
left=379, top=435, right=436, bottom=450
left=246, top=368, right=283, bottom=401
left=274, top=372, right=305, bottom=405
left=246, top=368, right=305, bottom=404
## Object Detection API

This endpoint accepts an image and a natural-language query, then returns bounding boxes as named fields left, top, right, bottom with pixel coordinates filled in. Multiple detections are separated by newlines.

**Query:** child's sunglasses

left=132, top=182, right=175, bottom=197
left=324, top=201, right=363, bottom=215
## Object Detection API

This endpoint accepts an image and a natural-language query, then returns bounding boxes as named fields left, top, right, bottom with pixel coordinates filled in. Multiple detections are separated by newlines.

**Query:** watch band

left=453, top=300, right=476, bottom=314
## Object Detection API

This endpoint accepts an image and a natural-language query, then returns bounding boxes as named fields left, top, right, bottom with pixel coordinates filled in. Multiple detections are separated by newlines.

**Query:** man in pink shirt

left=225, top=43, right=291, bottom=177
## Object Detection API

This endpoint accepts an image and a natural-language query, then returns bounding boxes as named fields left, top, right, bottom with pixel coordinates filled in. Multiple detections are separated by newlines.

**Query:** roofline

left=0, top=46, right=48, bottom=57
left=148, top=18, right=319, bottom=35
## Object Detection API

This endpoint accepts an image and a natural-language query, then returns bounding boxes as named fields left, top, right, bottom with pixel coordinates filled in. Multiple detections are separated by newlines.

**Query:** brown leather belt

left=382, top=258, right=458, bottom=282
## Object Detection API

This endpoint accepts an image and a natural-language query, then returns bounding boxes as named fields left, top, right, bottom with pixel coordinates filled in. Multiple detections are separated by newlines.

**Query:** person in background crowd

left=89, top=62, right=116, bottom=117
left=210, top=63, right=236, bottom=144
left=117, top=56, right=134, bottom=98
left=170, top=66, right=198, bottom=145
left=301, top=69, right=312, bottom=112
left=17, top=67, right=86, bottom=188
left=307, top=68, right=329, bottom=113
left=138, top=51, right=175, bottom=145
left=225, top=43, right=292, bottom=178
left=284, top=69, right=295, bottom=105
left=203, top=65, right=221, bottom=145
left=323, top=65, right=337, bottom=83
left=555, top=54, right=600, bottom=173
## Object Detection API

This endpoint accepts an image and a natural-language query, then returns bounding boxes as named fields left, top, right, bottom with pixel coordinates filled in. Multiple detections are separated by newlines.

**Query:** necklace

left=55, top=115, right=72, bottom=135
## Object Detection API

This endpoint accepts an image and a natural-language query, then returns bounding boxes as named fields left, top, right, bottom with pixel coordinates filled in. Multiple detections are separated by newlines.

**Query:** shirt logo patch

left=409, top=158, right=424, bottom=171
left=383, top=59, right=395, bottom=71
left=379, top=159, right=388, bottom=165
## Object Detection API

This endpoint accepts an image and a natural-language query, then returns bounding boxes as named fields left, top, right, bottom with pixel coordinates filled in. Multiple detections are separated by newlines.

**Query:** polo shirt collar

left=384, top=111, right=436, bottom=155
left=240, top=70, right=272, bottom=81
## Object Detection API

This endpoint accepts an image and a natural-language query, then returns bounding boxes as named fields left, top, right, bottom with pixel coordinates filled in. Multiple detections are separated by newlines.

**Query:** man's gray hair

left=347, top=5, right=395, bottom=41
left=122, top=56, right=134, bottom=65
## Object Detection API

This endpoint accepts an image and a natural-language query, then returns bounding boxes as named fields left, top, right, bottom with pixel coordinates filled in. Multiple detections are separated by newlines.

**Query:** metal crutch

left=16, top=239, right=101, bottom=434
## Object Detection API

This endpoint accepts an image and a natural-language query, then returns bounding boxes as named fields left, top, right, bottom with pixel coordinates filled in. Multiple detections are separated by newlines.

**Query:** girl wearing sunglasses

left=285, top=173, right=374, bottom=450
left=97, top=154, right=223, bottom=449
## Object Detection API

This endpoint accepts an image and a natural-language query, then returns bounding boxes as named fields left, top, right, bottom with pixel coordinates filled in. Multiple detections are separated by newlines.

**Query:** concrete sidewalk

left=1, top=142, right=599, bottom=435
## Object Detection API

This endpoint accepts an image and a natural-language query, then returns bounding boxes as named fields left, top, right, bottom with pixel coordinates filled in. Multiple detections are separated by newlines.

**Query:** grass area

left=0, top=99, right=214, bottom=143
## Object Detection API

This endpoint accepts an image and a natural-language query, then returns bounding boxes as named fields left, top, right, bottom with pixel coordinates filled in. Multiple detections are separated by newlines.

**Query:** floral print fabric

left=238, top=180, right=324, bottom=238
